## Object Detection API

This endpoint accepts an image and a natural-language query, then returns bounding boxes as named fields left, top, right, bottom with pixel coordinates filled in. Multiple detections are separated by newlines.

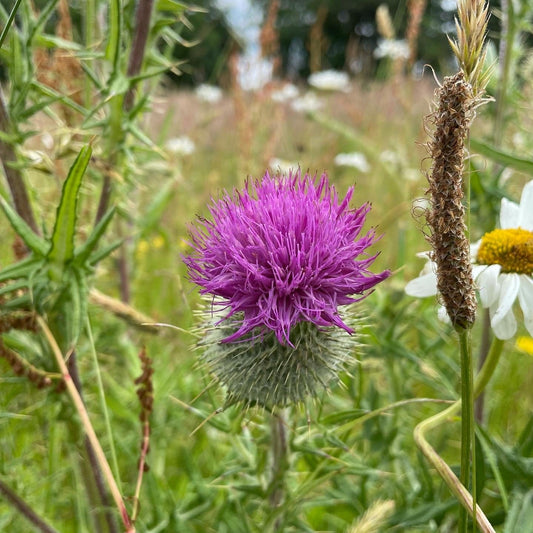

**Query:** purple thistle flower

left=185, top=170, right=390, bottom=345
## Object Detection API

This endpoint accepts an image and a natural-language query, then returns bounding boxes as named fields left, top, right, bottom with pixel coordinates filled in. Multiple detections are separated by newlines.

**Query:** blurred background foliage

left=0, top=0, right=509, bottom=86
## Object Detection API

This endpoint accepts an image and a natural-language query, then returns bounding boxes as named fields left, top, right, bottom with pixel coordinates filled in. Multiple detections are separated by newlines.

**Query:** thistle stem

left=458, top=327, right=475, bottom=532
left=0, top=86, right=38, bottom=234
left=414, top=336, right=504, bottom=533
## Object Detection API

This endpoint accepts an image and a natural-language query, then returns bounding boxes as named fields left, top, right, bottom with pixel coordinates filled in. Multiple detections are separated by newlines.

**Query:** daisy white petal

left=499, top=197, right=519, bottom=228
left=489, top=301, right=517, bottom=340
left=518, top=180, right=533, bottom=230
left=470, top=239, right=481, bottom=258
left=405, top=272, right=438, bottom=297
left=438, top=305, right=451, bottom=323
left=490, top=273, right=520, bottom=328
left=475, top=264, right=501, bottom=307
left=518, top=275, right=533, bottom=336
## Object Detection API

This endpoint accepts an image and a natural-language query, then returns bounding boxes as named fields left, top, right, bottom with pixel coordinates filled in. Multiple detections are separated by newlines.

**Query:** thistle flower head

left=185, top=170, right=390, bottom=346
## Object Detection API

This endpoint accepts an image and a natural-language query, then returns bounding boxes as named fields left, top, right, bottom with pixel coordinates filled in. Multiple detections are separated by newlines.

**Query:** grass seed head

left=426, top=72, right=477, bottom=330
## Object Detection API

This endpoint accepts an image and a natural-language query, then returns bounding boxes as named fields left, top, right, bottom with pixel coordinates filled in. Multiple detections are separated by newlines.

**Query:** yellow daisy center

left=476, top=228, right=533, bottom=274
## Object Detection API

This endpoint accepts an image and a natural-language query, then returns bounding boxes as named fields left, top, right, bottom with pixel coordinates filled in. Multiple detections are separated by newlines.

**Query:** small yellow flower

left=516, top=336, right=533, bottom=356
left=136, top=240, right=149, bottom=261
left=151, top=235, right=165, bottom=249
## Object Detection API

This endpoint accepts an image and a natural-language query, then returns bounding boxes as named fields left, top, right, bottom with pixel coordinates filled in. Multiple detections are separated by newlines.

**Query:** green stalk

left=267, top=411, right=289, bottom=531
left=414, top=336, right=504, bottom=533
left=458, top=327, right=475, bottom=532
left=86, top=317, right=122, bottom=491
left=0, top=0, right=22, bottom=48
left=38, top=317, right=135, bottom=533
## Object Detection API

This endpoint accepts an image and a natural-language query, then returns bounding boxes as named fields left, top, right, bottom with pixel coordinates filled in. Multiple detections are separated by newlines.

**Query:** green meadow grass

left=1, top=78, right=531, bottom=532
left=1, top=1, right=532, bottom=530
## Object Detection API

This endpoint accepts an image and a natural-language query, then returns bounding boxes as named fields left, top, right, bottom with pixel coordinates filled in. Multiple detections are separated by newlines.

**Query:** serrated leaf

left=47, top=146, right=92, bottom=273
left=74, top=207, right=116, bottom=267
left=0, top=196, right=48, bottom=256
left=470, top=138, right=533, bottom=175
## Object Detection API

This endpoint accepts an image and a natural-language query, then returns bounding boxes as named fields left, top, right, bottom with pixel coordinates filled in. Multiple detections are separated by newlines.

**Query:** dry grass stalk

left=309, top=6, right=328, bottom=73
left=347, top=499, right=395, bottom=533
left=260, top=0, right=281, bottom=77
left=376, top=4, right=395, bottom=40
left=406, top=0, right=427, bottom=68
left=33, top=0, right=84, bottom=124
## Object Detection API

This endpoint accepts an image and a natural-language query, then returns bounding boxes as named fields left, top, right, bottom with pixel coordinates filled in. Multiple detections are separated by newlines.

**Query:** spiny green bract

left=197, top=311, right=360, bottom=409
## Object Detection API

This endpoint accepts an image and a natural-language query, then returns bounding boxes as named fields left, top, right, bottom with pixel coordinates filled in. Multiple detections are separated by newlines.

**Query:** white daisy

left=308, top=70, right=350, bottom=92
left=195, top=84, right=223, bottom=103
left=165, top=136, right=196, bottom=156
left=406, top=180, right=533, bottom=340
left=374, top=39, right=410, bottom=61
left=334, top=152, right=370, bottom=173
left=290, top=92, right=323, bottom=112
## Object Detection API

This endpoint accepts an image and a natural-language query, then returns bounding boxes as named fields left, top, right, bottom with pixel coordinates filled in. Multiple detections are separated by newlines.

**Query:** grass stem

left=38, top=316, right=135, bottom=532
left=414, top=336, right=505, bottom=533
left=458, top=327, right=475, bottom=532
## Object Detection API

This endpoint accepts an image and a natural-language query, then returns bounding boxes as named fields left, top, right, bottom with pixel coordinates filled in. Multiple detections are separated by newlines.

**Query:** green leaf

left=139, top=181, right=175, bottom=237
left=46, top=268, right=87, bottom=352
left=470, top=138, right=533, bottom=175
left=0, top=0, right=23, bottom=49
left=0, top=279, right=29, bottom=296
left=47, top=146, right=92, bottom=273
left=0, top=196, right=48, bottom=256
left=87, top=239, right=123, bottom=266
left=1, top=293, right=32, bottom=310
left=74, top=207, right=116, bottom=267
left=319, top=409, right=368, bottom=425
left=0, top=256, right=41, bottom=283
left=26, top=0, right=59, bottom=45
left=34, top=33, right=82, bottom=51
left=156, top=0, right=189, bottom=12
left=2, top=330, right=43, bottom=360
left=503, top=490, right=533, bottom=533
left=477, top=426, right=510, bottom=511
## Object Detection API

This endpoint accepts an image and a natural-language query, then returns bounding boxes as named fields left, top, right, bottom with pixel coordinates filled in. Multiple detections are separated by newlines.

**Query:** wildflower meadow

left=0, top=1, right=532, bottom=532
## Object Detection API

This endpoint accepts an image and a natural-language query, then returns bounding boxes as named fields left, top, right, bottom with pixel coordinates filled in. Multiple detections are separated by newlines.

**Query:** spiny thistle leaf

left=47, top=145, right=92, bottom=275
left=0, top=196, right=48, bottom=256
